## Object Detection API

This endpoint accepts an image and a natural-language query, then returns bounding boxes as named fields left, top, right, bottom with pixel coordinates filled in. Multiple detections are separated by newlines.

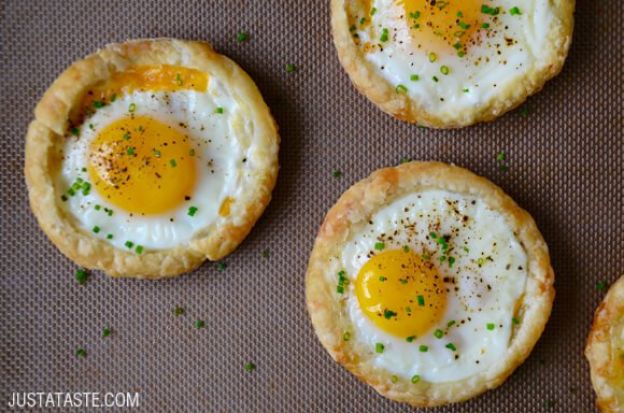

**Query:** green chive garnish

left=128, top=103, right=136, bottom=113
left=374, top=242, right=385, bottom=251
left=332, top=170, right=342, bottom=178
left=173, top=306, right=185, bottom=316
left=380, top=28, right=389, bottom=42
left=237, top=31, right=249, bottom=43
left=75, top=268, right=89, bottom=285
left=419, top=345, right=428, bottom=352
left=244, top=362, right=256, bottom=372
left=125, top=241, right=134, bottom=249
left=411, top=374, right=421, bottom=383
left=170, top=159, right=177, bottom=168
left=481, top=5, right=499, bottom=15
left=188, top=206, right=198, bottom=216
left=135, top=245, right=144, bottom=254
left=395, top=84, right=408, bottom=94
left=70, top=127, right=80, bottom=136
left=285, top=63, right=297, bottom=73
left=76, top=348, right=87, bottom=357
left=446, top=343, right=457, bottom=351
left=509, top=6, right=522, bottom=15
left=92, top=226, right=100, bottom=234
left=383, top=310, right=397, bottom=319
left=215, top=107, right=224, bottom=114
left=486, top=323, right=496, bottom=330
left=440, top=65, right=450, bottom=75
left=434, top=329, right=444, bottom=339
left=428, top=52, right=437, bottom=62
left=194, top=320, right=205, bottom=329
left=406, top=336, right=416, bottom=343
left=417, top=295, right=425, bottom=306
left=375, top=342, right=385, bottom=353
left=343, top=332, right=351, bottom=341
left=102, top=327, right=111, bottom=337
left=216, top=262, right=227, bottom=271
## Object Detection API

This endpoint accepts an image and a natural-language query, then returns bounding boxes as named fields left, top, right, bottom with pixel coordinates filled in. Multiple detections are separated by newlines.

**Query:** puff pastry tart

left=25, top=39, right=279, bottom=278
left=331, top=0, right=574, bottom=128
left=306, top=161, right=554, bottom=406
left=586, top=276, right=624, bottom=413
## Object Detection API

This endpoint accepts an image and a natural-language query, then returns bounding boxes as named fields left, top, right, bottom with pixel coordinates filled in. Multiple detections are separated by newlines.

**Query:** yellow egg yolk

left=403, top=0, right=482, bottom=55
left=88, top=115, right=197, bottom=215
left=356, top=249, right=446, bottom=339
left=83, top=65, right=208, bottom=110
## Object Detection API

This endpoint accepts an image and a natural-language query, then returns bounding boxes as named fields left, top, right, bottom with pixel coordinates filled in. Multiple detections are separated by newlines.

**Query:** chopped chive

left=509, top=6, right=522, bottom=15
left=458, top=21, right=470, bottom=30
left=135, top=245, right=144, bottom=255
left=124, top=241, right=134, bottom=249
left=92, top=226, right=100, bottom=234
left=481, top=5, right=499, bottom=15
left=70, top=127, right=80, bottom=136
left=391, top=375, right=398, bottom=383
left=94, top=205, right=101, bottom=211
left=411, top=374, right=421, bottom=383
left=512, top=316, right=520, bottom=325
left=410, top=74, right=420, bottom=81
left=497, top=151, right=506, bottom=161
left=406, top=336, right=416, bottom=343
left=402, top=245, right=410, bottom=251
left=448, top=256, right=456, bottom=267
left=173, top=306, right=185, bottom=316
left=216, top=262, right=227, bottom=271
left=359, top=17, right=366, bottom=25
left=374, top=242, right=385, bottom=251
left=445, top=343, right=457, bottom=351
left=169, top=159, right=177, bottom=168
left=486, top=323, right=496, bottom=330
left=102, top=327, right=111, bottom=337
left=434, top=329, right=444, bottom=339
left=419, top=345, right=428, bottom=352
left=417, top=295, right=425, bottom=306
left=596, top=281, right=607, bottom=291
left=93, top=101, right=105, bottom=109
left=380, top=28, right=389, bottom=42
left=332, top=170, right=342, bottom=178
left=343, top=332, right=351, bottom=341
left=188, top=206, right=198, bottom=216
left=123, top=132, right=131, bottom=140
left=128, top=103, right=136, bottom=113
left=378, top=276, right=386, bottom=282
left=482, top=22, right=490, bottom=29
left=370, top=7, right=377, bottom=15
left=76, top=348, right=87, bottom=357
left=285, top=63, right=297, bottom=73
left=236, top=31, right=249, bottom=43
left=126, top=147, right=135, bottom=156
left=462, top=88, right=469, bottom=93
left=447, top=320, right=456, bottom=327
left=409, top=11, right=421, bottom=19
left=395, top=84, right=408, bottom=94
left=106, top=233, right=113, bottom=240
left=194, top=320, right=205, bottom=329
left=153, top=149, right=161, bottom=158
left=432, top=76, right=439, bottom=82
left=383, top=309, right=397, bottom=319
left=75, top=268, right=89, bottom=285
left=440, top=65, right=450, bottom=75
left=428, top=52, right=437, bottom=62
left=215, top=107, right=224, bottom=114
left=375, top=342, right=385, bottom=353
left=244, top=362, right=256, bottom=372
left=189, top=148, right=196, bottom=156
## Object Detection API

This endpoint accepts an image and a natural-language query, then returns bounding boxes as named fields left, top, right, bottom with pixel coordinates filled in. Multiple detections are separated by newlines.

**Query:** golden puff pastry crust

left=305, top=161, right=554, bottom=407
left=25, top=39, right=279, bottom=279
left=331, top=0, right=575, bottom=128
left=586, top=276, right=624, bottom=413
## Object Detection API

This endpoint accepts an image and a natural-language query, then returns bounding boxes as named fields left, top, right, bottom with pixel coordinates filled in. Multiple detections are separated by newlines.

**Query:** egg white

left=341, top=189, right=527, bottom=382
left=58, top=79, right=246, bottom=251
left=357, top=0, right=555, bottom=115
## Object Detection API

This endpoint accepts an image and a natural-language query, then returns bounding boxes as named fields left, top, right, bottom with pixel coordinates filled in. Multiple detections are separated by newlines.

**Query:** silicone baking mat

left=1, top=1, right=622, bottom=411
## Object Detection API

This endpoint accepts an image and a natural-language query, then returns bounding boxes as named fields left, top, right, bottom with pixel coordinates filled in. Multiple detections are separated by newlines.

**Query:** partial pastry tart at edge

left=25, top=39, right=279, bottom=279
left=306, top=161, right=554, bottom=407
left=331, top=0, right=574, bottom=128
left=586, top=276, right=624, bottom=413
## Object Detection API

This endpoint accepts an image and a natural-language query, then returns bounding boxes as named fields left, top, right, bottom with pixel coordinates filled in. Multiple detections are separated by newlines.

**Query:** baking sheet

left=1, top=0, right=622, bottom=411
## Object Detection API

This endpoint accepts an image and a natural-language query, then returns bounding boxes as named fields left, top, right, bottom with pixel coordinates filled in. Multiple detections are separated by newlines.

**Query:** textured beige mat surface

left=1, top=0, right=622, bottom=411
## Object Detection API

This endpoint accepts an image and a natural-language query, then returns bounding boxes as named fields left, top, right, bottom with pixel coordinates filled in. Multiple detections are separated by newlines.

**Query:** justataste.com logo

left=8, top=392, right=140, bottom=409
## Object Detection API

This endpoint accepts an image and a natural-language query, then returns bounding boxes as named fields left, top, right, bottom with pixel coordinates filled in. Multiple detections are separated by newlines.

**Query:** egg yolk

left=356, top=249, right=446, bottom=339
left=403, top=0, right=481, bottom=55
left=88, top=115, right=197, bottom=215
left=83, top=65, right=208, bottom=110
